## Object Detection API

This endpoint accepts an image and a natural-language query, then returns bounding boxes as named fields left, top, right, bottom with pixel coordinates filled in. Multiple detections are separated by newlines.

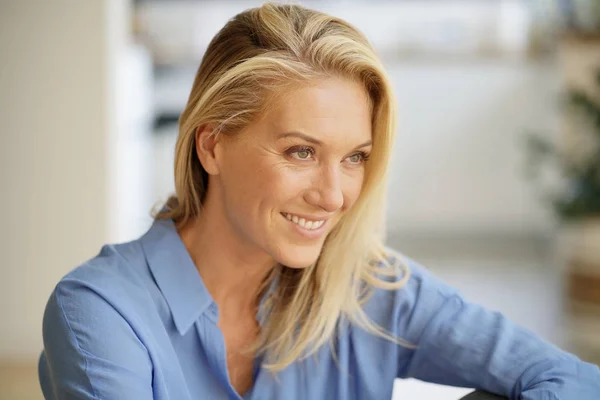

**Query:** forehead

left=259, top=78, right=372, bottom=143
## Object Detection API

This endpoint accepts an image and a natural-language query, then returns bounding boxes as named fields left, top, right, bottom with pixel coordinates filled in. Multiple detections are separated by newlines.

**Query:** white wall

left=387, top=59, right=560, bottom=235
left=0, top=0, right=129, bottom=360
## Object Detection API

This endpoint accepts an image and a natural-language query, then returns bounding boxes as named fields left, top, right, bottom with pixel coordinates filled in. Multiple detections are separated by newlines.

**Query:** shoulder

left=42, top=238, right=156, bottom=364
left=368, top=247, right=458, bottom=304
left=40, top=240, right=155, bottom=398
left=362, top=247, right=461, bottom=343
left=56, top=239, right=150, bottom=303
left=389, top=247, right=458, bottom=301
left=45, top=239, right=156, bottom=340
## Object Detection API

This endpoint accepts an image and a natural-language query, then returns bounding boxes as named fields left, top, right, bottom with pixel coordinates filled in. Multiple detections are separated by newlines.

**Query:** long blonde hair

left=155, top=3, right=411, bottom=371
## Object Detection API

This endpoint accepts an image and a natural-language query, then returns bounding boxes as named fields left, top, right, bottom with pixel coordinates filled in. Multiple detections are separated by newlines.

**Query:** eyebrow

left=277, top=131, right=372, bottom=149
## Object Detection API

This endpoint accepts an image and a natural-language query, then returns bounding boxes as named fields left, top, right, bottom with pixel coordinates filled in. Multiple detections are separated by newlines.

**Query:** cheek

left=342, top=171, right=365, bottom=208
left=229, top=157, right=304, bottom=215
left=220, top=155, right=271, bottom=217
left=262, top=166, right=310, bottom=207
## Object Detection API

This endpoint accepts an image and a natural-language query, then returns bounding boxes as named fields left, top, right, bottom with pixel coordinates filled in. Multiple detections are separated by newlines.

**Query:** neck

left=178, top=197, right=275, bottom=319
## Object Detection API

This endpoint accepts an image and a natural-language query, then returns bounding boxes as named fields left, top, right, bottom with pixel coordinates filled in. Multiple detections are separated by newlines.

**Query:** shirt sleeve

left=40, top=279, right=154, bottom=399
left=393, top=255, right=600, bottom=400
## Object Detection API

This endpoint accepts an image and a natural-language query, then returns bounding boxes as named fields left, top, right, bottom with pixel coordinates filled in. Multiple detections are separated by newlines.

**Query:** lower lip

left=281, top=213, right=327, bottom=239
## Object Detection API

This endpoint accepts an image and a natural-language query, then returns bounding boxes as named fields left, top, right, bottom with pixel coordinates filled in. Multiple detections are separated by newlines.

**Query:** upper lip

left=281, top=212, right=330, bottom=222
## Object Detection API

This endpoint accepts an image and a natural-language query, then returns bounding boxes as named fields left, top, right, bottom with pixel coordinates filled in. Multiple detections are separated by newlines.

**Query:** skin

left=178, top=77, right=373, bottom=395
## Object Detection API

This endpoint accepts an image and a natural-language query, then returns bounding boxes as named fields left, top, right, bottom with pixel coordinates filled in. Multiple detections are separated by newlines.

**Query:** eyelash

left=286, top=146, right=370, bottom=164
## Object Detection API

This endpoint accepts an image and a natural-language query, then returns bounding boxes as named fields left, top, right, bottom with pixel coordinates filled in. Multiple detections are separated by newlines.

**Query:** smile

left=281, top=212, right=326, bottom=230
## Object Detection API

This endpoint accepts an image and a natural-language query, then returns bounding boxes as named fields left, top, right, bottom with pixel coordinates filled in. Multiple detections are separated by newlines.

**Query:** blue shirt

left=39, top=218, right=600, bottom=399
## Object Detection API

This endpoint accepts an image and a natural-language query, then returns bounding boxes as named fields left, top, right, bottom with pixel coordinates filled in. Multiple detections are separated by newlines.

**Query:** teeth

left=283, top=213, right=325, bottom=230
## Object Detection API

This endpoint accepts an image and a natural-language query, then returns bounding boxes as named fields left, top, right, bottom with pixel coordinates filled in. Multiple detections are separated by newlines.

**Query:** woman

left=39, top=3, right=599, bottom=399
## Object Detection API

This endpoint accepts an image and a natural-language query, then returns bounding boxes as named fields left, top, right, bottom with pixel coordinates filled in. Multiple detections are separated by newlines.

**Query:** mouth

left=280, top=212, right=328, bottom=238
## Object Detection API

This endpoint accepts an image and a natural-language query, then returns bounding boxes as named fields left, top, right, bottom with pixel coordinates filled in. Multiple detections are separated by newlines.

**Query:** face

left=211, top=77, right=372, bottom=268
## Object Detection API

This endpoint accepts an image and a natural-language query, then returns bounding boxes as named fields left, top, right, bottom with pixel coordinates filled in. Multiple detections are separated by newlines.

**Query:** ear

left=195, top=125, right=221, bottom=175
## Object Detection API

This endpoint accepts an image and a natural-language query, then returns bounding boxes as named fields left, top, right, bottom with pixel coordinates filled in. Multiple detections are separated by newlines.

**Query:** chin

left=272, top=242, right=323, bottom=269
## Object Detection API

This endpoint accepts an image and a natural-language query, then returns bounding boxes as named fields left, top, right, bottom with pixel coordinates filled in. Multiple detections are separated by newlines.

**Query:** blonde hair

left=155, top=3, right=411, bottom=371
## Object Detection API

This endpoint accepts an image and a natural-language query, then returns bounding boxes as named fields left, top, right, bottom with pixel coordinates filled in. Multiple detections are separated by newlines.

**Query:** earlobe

left=195, top=125, right=220, bottom=175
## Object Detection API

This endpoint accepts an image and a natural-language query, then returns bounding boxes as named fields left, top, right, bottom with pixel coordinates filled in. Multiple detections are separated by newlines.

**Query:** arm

left=40, top=279, right=153, bottom=399
left=394, top=256, right=600, bottom=400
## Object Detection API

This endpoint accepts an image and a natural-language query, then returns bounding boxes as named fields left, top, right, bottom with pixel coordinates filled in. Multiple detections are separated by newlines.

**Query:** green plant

left=563, top=0, right=600, bottom=34
left=524, top=69, right=600, bottom=220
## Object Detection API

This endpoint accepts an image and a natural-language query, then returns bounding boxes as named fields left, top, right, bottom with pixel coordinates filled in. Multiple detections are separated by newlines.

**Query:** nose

left=304, top=164, right=344, bottom=213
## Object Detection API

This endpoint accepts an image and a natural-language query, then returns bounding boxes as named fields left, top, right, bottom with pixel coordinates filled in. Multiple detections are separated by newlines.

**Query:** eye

left=346, top=151, right=370, bottom=165
left=296, top=150, right=311, bottom=159
left=287, top=145, right=315, bottom=161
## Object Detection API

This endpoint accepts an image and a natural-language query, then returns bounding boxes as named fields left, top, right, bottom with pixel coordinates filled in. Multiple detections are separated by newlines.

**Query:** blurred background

left=1, top=0, right=599, bottom=399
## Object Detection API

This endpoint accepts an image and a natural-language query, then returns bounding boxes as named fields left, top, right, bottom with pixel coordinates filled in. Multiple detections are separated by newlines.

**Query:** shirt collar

left=140, top=218, right=214, bottom=335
